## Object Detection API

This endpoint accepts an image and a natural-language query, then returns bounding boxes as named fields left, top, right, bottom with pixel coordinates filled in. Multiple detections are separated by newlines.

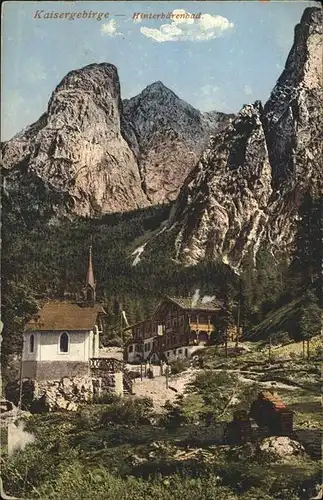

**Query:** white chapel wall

left=38, top=331, right=89, bottom=362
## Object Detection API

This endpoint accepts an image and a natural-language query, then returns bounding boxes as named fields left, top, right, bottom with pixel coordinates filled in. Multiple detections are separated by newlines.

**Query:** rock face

left=33, top=373, right=121, bottom=411
left=123, top=82, right=233, bottom=204
left=158, top=7, right=322, bottom=268
left=34, top=376, right=94, bottom=411
left=2, top=64, right=149, bottom=218
left=2, top=67, right=231, bottom=218
left=169, top=101, right=272, bottom=268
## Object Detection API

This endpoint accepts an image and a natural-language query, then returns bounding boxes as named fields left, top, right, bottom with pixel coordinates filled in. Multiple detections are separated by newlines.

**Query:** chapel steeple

left=85, top=245, right=96, bottom=304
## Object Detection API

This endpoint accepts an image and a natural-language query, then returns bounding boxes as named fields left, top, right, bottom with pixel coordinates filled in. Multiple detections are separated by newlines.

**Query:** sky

left=1, top=0, right=316, bottom=141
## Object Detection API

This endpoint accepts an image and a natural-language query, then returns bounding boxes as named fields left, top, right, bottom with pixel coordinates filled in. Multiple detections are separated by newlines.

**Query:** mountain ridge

left=139, top=6, right=322, bottom=269
left=2, top=67, right=230, bottom=217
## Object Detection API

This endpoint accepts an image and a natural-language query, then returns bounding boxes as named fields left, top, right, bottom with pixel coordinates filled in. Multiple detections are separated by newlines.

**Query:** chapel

left=22, top=247, right=106, bottom=381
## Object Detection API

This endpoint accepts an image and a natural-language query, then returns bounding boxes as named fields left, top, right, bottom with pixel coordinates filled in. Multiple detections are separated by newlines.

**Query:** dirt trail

left=132, top=365, right=303, bottom=412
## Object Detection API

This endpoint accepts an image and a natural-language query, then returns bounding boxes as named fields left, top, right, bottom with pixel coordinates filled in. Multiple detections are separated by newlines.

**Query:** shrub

left=188, top=372, right=259, bottom=422
left=5, top=378, right=35, bottom=410
left=100, top=397, right=154, bottom=427
left=93, top=392, right=121, bottom=405
left=311, top=345, right=322, bottom=360
left=127, top=370, right=141, bottom=380
left=169, top=358, right=189, bottom=375
left=74, top=405, right=116, bottom=430
left=161, top=394, right=205, bottom=429
left=271, top=331, right=291, bottom=345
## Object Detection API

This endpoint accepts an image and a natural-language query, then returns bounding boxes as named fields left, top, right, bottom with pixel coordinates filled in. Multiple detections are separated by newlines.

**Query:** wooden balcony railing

left=89, top=357, right=133, bottom=395
left=89, top=357, right=124, bottom=373
left=189, top=322, right=211, bottom=331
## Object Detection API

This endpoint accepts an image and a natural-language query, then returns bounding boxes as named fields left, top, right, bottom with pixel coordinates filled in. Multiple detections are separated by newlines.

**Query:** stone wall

left=34, top=376, right=94, bottom=411
left=91, top=369, right=124, bottom=399
left=21, top=361, right=37, bottom=379
left=32, top=370, right=124, bottom=411
left=22, top=361, right=90, bottom=381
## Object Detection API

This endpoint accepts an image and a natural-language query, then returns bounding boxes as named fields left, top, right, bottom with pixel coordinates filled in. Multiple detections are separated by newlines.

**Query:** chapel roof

left=24, top=301, right=105, bottom=332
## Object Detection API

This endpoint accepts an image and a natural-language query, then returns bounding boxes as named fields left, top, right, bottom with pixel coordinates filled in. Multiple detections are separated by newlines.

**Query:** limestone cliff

left=149, top=6, right=322, bottom=268
left=123, top=82, right=232, bottom=204
left=2, top=67, right=230, bottom=218
left=2, top=64, right=149, bottom=218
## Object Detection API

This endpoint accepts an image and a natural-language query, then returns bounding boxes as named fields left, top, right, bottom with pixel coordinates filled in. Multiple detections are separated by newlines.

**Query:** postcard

left=1, top=1, right=322, bottom=499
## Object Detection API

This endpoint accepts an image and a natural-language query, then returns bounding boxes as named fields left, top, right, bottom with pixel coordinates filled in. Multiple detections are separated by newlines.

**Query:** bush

left=101, top=397, right=154, bottom=427
left=4, top=378, right=35, bottom=410
left=271, top=332, right=291, bottom=345
left=188, top=372, right=259, bottom=422
left=74, top=404, right=120, bottom=430
left=169, top=359, right=189, bottom=375
left=311, top=345, right=322, bottom=360
left=93, top=392, right=122, bottom=405
left=161, top=394, right=205, bottom=429
left=127, top=370, right=141, bottom=380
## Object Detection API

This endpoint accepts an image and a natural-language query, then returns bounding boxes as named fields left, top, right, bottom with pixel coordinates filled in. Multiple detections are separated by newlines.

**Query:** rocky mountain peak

left=265, top=7, right=322, bottom=128
left=2, top=63, right=232, bottom=217
left=47, top=63, right=124, bottom=134
left=264, top=6, right=322, bottom=188
left=167, top=99, right=272, bottom=268
left=123, top=82, right=233, bottom=204
left=2, top=62, right=149, bottom=218
left=149, top=7, right=322, bottom=269
left=140, top=80, right=176, bottom=97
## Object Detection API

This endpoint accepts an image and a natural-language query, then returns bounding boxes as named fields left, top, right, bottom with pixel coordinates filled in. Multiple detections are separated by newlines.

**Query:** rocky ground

left=132, top=368, right=198, bottom=413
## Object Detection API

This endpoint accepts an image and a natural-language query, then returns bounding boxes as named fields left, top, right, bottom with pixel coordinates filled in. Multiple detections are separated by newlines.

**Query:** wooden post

left=165, top=365, right=169, bottom=389
left=18, top=354, right=23, bottom=410
left=140, top=362, right=143, bottom=381
left=306, top=339, right=310, bottom=360
left=144, top=361, right=147, bottom=377
left=236, top=295, right=241, bottom=348
left=0, top=320, right=4, bottom=398
left=269, top=335, right=272, bottom=361
left=225, top=329, right=228, bottom=359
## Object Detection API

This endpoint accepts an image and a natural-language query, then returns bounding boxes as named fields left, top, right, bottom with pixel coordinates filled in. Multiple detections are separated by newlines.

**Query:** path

left=132, top=368, right=198, bottom=413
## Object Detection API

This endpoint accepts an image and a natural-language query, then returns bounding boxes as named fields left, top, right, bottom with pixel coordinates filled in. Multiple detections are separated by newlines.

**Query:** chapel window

left=59, top=332, right=69, bottom=353
left=29, top=334, right=35, bottom=353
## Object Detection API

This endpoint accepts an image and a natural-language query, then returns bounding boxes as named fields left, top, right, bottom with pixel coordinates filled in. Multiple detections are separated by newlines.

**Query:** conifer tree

left=293, top=193, right=322, bottom=286
left=299, top=289, right=321, bottom=359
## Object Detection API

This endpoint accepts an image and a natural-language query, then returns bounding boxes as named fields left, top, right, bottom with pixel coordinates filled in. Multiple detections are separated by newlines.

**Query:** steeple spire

left=85, top=245, right=96, bottom=303
left=86, top=246, right=95, bottom=288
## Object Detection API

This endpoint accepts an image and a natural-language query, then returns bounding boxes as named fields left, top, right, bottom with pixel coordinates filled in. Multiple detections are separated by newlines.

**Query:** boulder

left=258, top=436, right=305, bottom=460
left=34, top=376, right=94, bottom=411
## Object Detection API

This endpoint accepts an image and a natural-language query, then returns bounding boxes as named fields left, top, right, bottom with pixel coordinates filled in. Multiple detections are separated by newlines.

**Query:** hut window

left=128, top=345, right=133, bottom=353
left=59, top=332, right=69, bottom=353
left=29, top=334, right=35, bottom=353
